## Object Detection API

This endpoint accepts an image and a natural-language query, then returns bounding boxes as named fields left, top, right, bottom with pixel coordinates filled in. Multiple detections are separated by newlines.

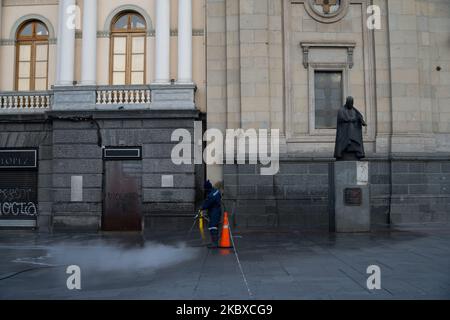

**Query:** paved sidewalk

left=0, top=225, right=449, bottom=300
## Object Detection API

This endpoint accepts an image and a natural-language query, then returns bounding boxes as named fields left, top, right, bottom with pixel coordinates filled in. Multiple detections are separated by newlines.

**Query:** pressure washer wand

left=187, top=211, right=200, bottom=239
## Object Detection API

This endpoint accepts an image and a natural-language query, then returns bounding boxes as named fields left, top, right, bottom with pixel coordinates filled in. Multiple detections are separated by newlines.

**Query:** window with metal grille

left=314, top=71, right=343, bottom=129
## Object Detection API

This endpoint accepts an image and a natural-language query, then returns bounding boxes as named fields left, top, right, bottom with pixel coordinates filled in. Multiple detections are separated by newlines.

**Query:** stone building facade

left=0, top=0, right=449, bottom=231
left=207, top=0, right=450, bottom=228
left=0, top=0, right=206, bottom=231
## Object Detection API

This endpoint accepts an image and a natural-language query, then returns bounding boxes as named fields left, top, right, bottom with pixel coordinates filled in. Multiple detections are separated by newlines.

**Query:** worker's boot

left=208, top=230, right=219, bottom=249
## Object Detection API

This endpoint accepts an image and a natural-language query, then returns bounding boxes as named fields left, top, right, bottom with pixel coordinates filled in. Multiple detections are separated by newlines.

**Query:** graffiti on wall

left=0, top=149, right=39, bottom=219
left=0, top=188, right=38, bottom=217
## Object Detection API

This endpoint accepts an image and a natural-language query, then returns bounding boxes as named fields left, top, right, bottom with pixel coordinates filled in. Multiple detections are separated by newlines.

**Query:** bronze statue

left=334, top=96, right=367, bottom=161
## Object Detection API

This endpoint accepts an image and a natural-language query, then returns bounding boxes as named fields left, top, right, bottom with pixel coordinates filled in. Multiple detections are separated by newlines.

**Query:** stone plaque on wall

left=357, top=162, right=369, bottom=186
left=344, top=188, right=363, bottom=207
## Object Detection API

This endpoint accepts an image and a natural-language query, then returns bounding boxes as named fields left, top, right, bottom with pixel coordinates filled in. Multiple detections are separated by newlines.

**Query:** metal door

left=0, top=149, right=38, bottom=228
left=103, top=161, right=142, bottom=231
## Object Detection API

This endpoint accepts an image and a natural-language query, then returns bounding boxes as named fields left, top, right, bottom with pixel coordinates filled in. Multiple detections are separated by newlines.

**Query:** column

left=0, top=0, right=3, bottom=43
left=56, top=0, right=76, bottom=86
left=177, top=0, right=193, bottom=83
left=81, top=0, right=97, bottom=85
left=154, top=0, right=171, bottom=84
left=55, top=0, right=63, bottom=84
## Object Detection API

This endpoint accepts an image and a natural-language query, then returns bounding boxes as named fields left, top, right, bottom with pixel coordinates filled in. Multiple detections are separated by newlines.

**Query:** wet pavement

left=0, top=224, right=450, bottom=300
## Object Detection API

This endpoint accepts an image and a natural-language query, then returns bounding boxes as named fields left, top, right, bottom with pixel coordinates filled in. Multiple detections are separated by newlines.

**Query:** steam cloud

left=46, top=242, right=200, bottom=272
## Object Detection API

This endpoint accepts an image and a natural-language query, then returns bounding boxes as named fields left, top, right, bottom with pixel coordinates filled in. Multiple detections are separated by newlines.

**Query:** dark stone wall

left=368, top=161, right=391, bottom=226
left=51, top=117, right=103, bottom=231
left=223, top=162, right=330, bottom=229
left=49, top=110, right=201, bottom=231
left=0, top=111, right=202, bottom=231
left=223, top=158, right=450, bottom=229
left=0, top=116, right=53, bottom=230
left=387, top=160, right=450, bottom=224
left=1, top=112, right=448, bottom=231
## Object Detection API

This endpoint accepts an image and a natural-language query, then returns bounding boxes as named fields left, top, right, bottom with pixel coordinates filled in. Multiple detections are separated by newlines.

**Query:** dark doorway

left=103, top=159, right=143, bottom=232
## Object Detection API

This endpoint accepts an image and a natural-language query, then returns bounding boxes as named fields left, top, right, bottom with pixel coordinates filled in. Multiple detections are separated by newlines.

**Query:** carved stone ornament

left=314, top=0, right=340, bottom=15
left=300, top=42, right=356, bottom=69
left=304, top=0, right=350, bottom=23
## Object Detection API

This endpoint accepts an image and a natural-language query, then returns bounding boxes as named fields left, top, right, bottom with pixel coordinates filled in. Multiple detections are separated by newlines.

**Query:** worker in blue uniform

left=201, top=180, right=223, bottom=249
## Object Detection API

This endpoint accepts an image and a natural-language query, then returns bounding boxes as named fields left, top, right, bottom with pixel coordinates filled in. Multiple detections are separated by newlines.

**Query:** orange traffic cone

left=219, top=212, right=233, bottom=249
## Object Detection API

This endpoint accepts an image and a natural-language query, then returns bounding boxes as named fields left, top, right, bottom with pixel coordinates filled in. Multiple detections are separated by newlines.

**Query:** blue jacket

left=202, top=188, right=222, bottom=228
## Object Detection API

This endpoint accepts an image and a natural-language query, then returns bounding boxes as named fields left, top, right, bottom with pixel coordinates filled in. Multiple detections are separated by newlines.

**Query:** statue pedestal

left=330, top=161, right=371, bottom=233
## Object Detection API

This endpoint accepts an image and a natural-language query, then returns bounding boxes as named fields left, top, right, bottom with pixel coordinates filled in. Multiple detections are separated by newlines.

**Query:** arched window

left=15, top=20, right=49, bottom=91
left=110, top=12, right=147, bottom=85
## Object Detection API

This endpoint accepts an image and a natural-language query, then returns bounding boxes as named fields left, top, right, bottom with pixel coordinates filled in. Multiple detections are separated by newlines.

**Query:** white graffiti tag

left=0, top=188, right=33, bottom=202
left=0, top=202, right=38, bottom=217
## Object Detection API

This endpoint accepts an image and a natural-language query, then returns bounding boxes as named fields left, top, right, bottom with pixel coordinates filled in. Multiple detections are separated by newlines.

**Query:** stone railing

left=1, top=83, right=196, bottom=112
left=0, top=91, right=52, bottom=113
left=96, top=85, right=151, bottom=105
